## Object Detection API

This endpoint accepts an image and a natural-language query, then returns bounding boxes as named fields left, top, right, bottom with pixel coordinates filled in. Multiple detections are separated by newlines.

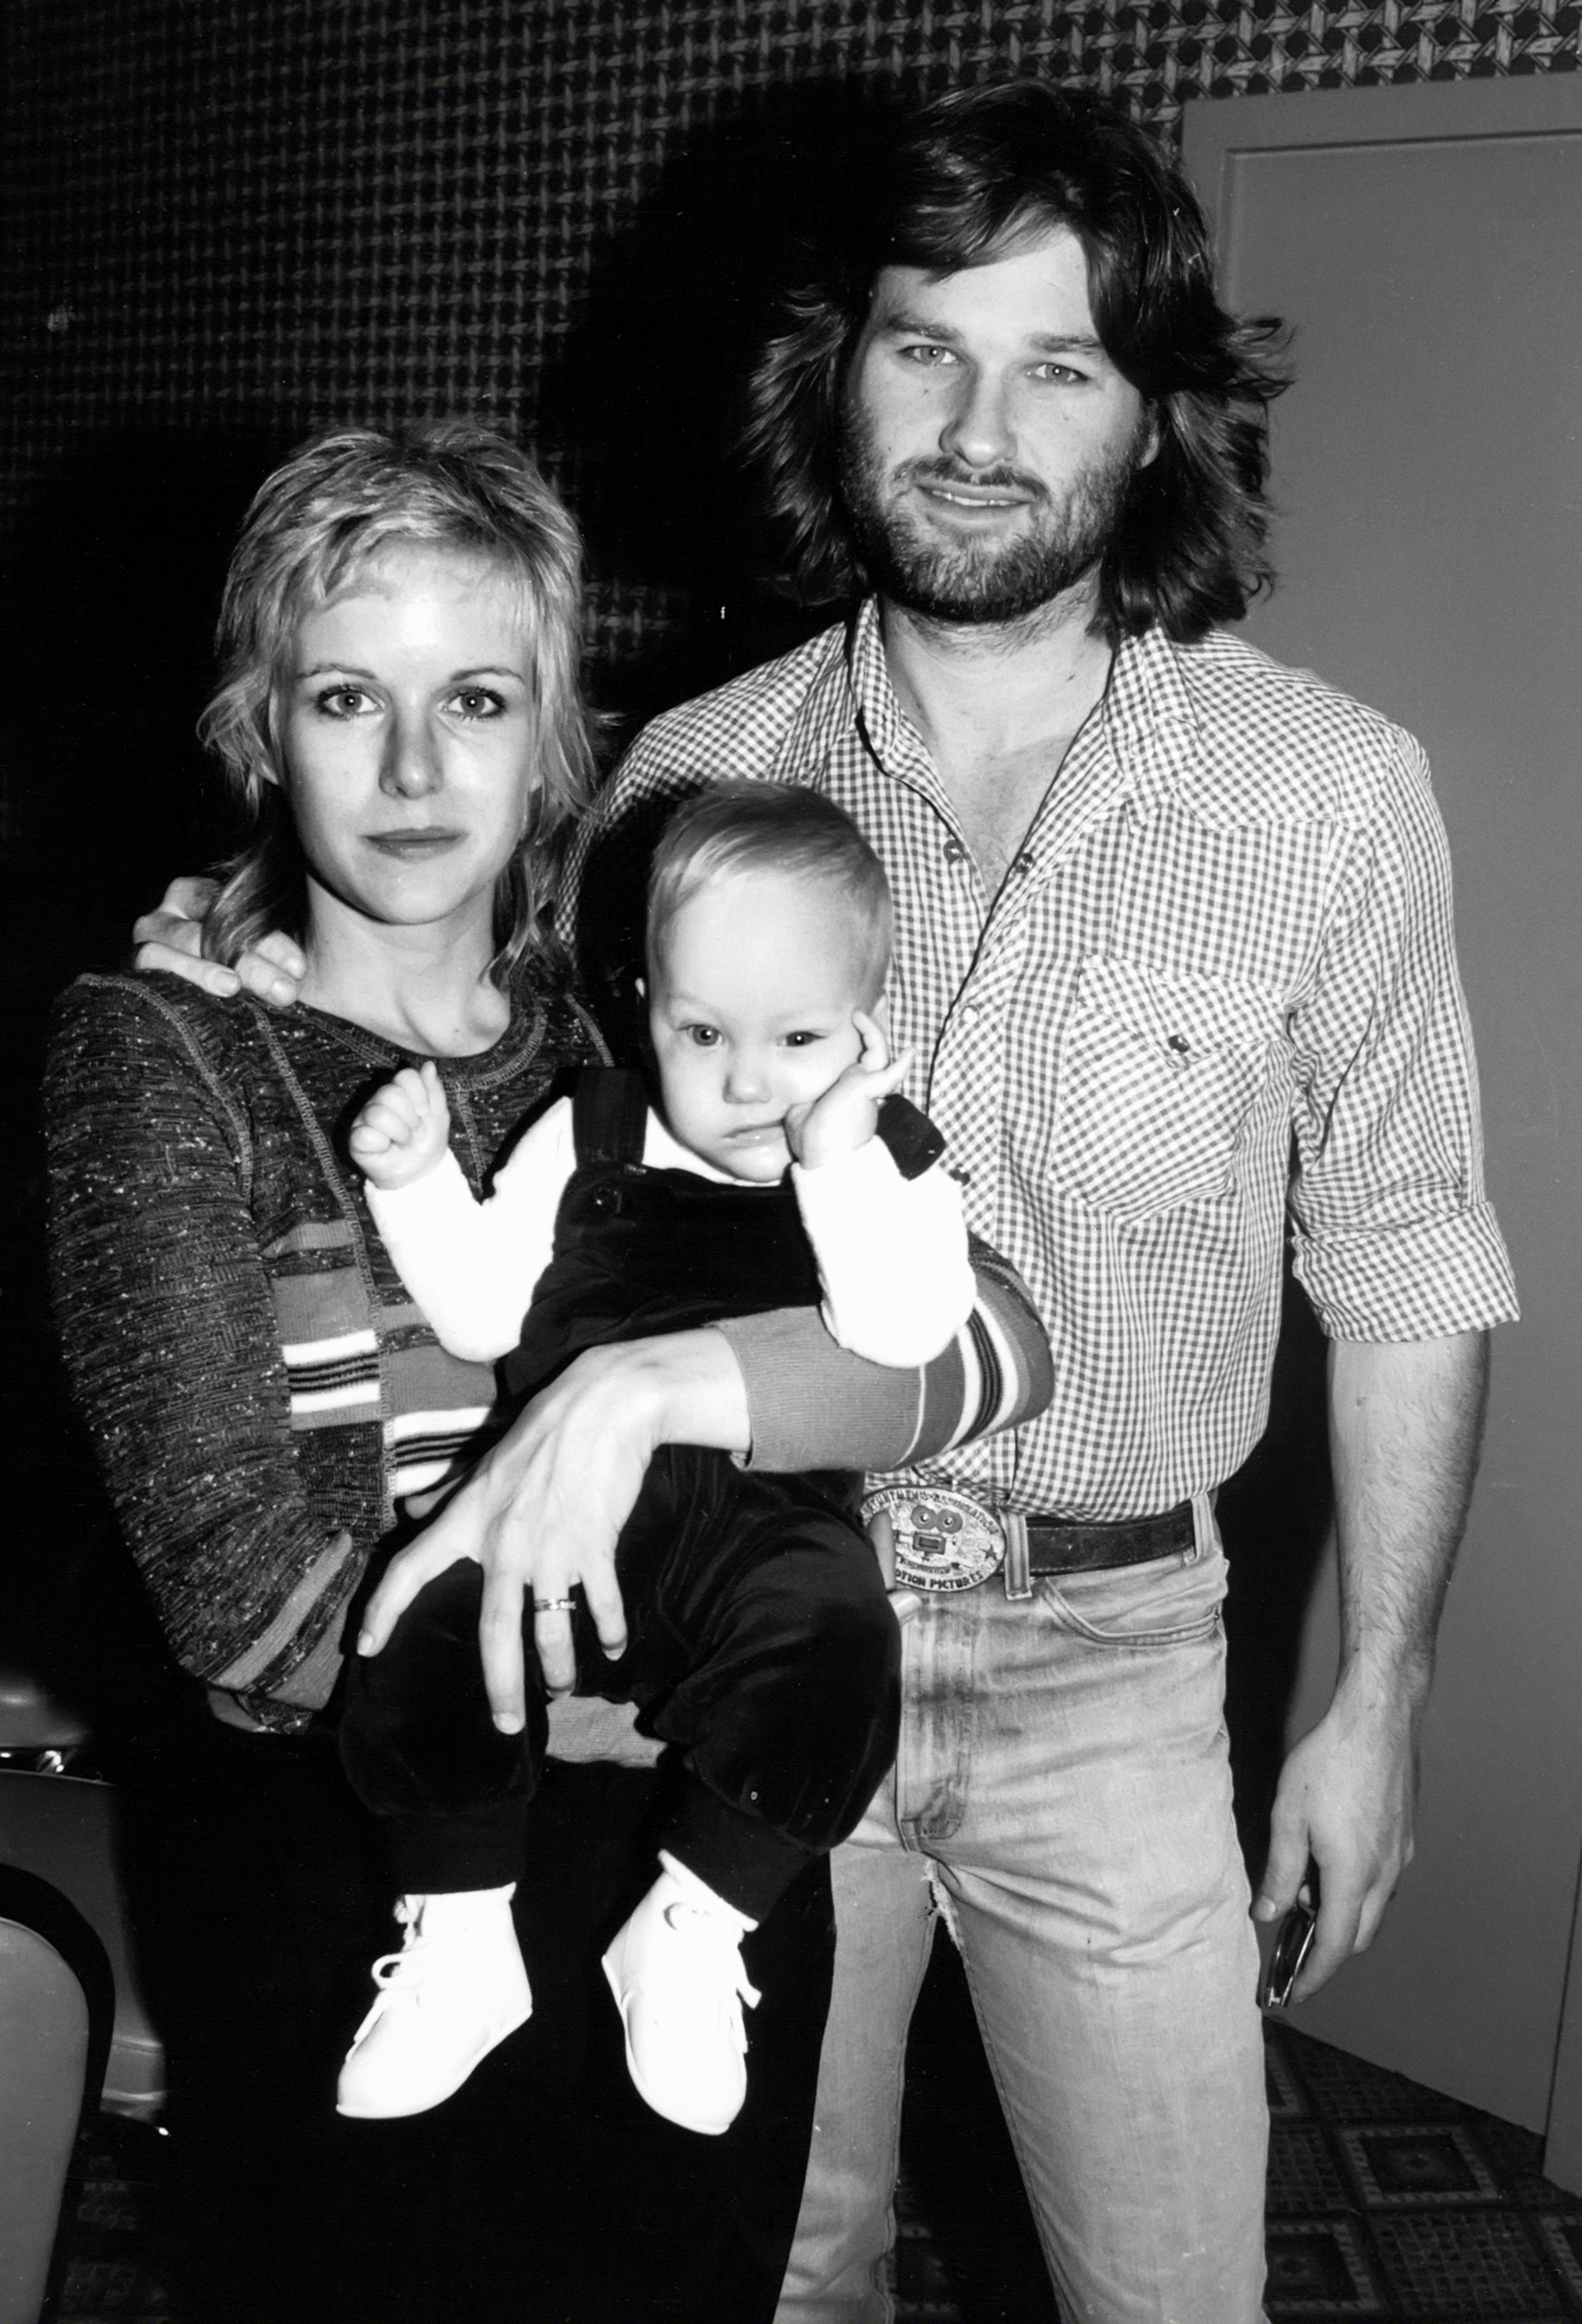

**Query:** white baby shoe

left=336, top=1884, right=531, bottom=2118
left=601, top=1852, right=760, bottom=2136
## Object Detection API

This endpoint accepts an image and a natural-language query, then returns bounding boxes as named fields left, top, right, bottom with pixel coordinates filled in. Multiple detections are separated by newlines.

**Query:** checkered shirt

left=565, top=602, right=1517, bottom=1521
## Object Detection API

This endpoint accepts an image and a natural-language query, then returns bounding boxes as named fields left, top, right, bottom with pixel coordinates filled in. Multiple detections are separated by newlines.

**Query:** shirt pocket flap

left=1049, top=956, right=1284, bottom=1220
left=1073, top=954, right=1280, bottom=1067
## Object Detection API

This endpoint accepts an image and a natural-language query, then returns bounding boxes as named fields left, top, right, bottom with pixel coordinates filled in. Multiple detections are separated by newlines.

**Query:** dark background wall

left=3, top=1, right=1576, bottom=1733
left=5, top=1, right=1578, bottom=878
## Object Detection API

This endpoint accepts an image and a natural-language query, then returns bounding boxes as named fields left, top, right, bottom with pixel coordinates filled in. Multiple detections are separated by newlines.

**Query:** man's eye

left=1033, top=362, right=1088, bottom=385
left=897, top=343, right=957, bottom=368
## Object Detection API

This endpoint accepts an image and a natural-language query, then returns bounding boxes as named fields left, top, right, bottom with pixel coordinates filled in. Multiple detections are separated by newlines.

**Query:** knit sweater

left=45, top=964, right=599, bottom=1733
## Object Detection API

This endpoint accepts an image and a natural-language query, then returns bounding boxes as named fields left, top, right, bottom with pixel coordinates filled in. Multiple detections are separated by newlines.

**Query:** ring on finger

left=532, top=1595, right=577, bottom=1614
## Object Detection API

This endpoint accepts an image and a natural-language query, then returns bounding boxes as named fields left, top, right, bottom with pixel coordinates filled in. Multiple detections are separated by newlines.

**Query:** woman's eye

left=316, top=685, right=372, bottom=718
left=449, top=688, right=506, bottom=719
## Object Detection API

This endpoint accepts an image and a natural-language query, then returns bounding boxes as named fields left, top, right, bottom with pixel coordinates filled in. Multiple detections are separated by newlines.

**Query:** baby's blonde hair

left=647, top=782, right=893, bottom=998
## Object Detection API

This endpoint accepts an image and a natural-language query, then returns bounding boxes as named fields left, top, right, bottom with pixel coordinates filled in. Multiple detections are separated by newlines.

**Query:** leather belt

left=1025, top=1504, right=1196, bottom=1575
left=862, top=1485, right=1196, bottom=1597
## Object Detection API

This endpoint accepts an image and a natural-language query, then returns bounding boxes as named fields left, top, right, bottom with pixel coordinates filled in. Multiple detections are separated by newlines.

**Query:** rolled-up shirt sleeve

left=1288, top=737, right=1517, bottom=1340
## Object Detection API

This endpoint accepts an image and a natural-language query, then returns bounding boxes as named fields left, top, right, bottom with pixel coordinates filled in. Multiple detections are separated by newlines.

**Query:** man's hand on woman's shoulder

left=132, top=875, right=306, bottom=1007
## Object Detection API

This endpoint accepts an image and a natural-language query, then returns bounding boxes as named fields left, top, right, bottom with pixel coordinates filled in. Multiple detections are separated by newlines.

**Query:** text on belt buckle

left=862, top=1485, right=1004, bottom=1592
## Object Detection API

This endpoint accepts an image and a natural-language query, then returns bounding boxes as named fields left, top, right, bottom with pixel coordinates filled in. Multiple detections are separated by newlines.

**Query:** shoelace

left=349, top=1901, right=431, bottom=2044
left=661, top=1900, right=762, bottom=2048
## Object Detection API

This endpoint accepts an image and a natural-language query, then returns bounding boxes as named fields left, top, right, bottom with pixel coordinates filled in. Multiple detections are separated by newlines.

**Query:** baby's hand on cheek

left=785, top=1011, right=914, bottom=1170
left=349, top=1061, right=452, bottom=1190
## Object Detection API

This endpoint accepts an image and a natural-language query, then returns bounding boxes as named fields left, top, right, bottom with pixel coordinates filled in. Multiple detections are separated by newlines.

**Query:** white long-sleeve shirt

left=366, top=1095, right=974, bottom=1373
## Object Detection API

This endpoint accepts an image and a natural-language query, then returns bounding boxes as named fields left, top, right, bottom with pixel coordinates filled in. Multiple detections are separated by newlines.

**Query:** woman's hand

left=132, top=875, right=306, bottom=1007
left=357, top=1329, right=751, bottom=1732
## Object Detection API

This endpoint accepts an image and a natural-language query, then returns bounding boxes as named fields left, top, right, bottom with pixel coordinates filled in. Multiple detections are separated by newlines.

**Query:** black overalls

left=342, top=1067, right=903, bottom=1922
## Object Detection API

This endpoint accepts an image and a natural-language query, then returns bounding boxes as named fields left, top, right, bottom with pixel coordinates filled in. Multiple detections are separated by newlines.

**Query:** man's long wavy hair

left=199, top=421, right=598, bottom=983
left=741, top=80, right=1289, bottom=642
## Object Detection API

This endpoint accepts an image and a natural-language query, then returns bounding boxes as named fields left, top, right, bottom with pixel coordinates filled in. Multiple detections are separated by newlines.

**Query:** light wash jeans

left=778, top=1501, right=1268, bottom=2324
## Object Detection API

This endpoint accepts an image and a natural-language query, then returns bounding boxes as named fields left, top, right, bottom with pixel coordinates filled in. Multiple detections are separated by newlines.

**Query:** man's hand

left=350, top=1062, right=452, bottom=1191
left=132, top=875, right=306, bottom=1007
left=1258, top=1330, right=1490, bottom=2005
left=785, top=1012, right=914, bottom=1170
left=1255, top=1663, right=1420, bottom=2003
left=358, top=1329, right=751, bottom=1732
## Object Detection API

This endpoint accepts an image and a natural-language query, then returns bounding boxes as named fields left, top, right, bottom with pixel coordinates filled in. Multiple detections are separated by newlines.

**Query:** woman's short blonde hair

left=199, top=420, right=598, bottom=981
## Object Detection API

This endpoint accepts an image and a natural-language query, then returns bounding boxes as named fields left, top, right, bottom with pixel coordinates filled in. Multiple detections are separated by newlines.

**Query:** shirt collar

left=772, top=607, right=878, bottom=784
left=787, top=596, right=1207, bottom=820
left=841, top=604, right=1198, bottom=804
left=846, top=598, right=923, bottom=773
left=771, top=599, right=932, bottom=788
left=1099, top=623, right=1204, bottom=816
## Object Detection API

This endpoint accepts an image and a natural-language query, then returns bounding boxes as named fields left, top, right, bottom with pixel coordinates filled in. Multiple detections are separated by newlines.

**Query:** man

left=139, top=80, right=1515, bottom=2324
left=556, top=80, right=1516, bottom=2324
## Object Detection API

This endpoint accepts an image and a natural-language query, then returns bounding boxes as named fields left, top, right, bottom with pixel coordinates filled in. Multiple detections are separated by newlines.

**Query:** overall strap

left=570, top=1065, right=649, bottom=1169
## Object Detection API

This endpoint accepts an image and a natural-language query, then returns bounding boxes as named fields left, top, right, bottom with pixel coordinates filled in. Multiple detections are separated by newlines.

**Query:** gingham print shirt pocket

left=1048, top=955, right=1281, bottom=1221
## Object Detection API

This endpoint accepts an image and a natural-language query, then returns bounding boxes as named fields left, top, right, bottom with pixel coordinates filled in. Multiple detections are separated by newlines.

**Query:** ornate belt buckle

left=862, top=1485, right=1005, bottom=1593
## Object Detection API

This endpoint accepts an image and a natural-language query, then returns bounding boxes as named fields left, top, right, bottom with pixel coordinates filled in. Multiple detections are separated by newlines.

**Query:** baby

left=335, top=781, right=974, bottom=2137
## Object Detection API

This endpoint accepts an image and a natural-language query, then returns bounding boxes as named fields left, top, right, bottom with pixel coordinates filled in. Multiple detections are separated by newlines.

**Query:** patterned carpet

left=51, top=1949, right=1582, bottom=2322
left=893, top=1947, right=1582, bottom=2322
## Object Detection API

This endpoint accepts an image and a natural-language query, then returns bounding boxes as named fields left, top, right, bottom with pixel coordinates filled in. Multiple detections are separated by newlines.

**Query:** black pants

left=114, top=1708, right=832, bottom=2324
left=341, top=1444, right=902, bottom=1920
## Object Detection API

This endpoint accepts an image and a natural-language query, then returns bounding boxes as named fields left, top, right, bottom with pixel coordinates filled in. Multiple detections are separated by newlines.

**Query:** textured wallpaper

left=2, top=0, right=1577, bottom=842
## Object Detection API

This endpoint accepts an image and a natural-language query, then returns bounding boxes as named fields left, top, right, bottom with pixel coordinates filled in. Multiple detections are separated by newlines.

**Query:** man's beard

left=836, top=408, right=1147, bottom=627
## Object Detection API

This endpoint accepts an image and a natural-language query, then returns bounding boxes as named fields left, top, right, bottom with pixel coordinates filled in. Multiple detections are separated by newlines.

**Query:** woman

left=47, top=422, right=1049, bottom=2324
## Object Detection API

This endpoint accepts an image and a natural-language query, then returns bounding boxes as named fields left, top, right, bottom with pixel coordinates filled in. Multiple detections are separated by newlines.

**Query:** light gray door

left=1182, top=77, right=1582, bottom=2158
